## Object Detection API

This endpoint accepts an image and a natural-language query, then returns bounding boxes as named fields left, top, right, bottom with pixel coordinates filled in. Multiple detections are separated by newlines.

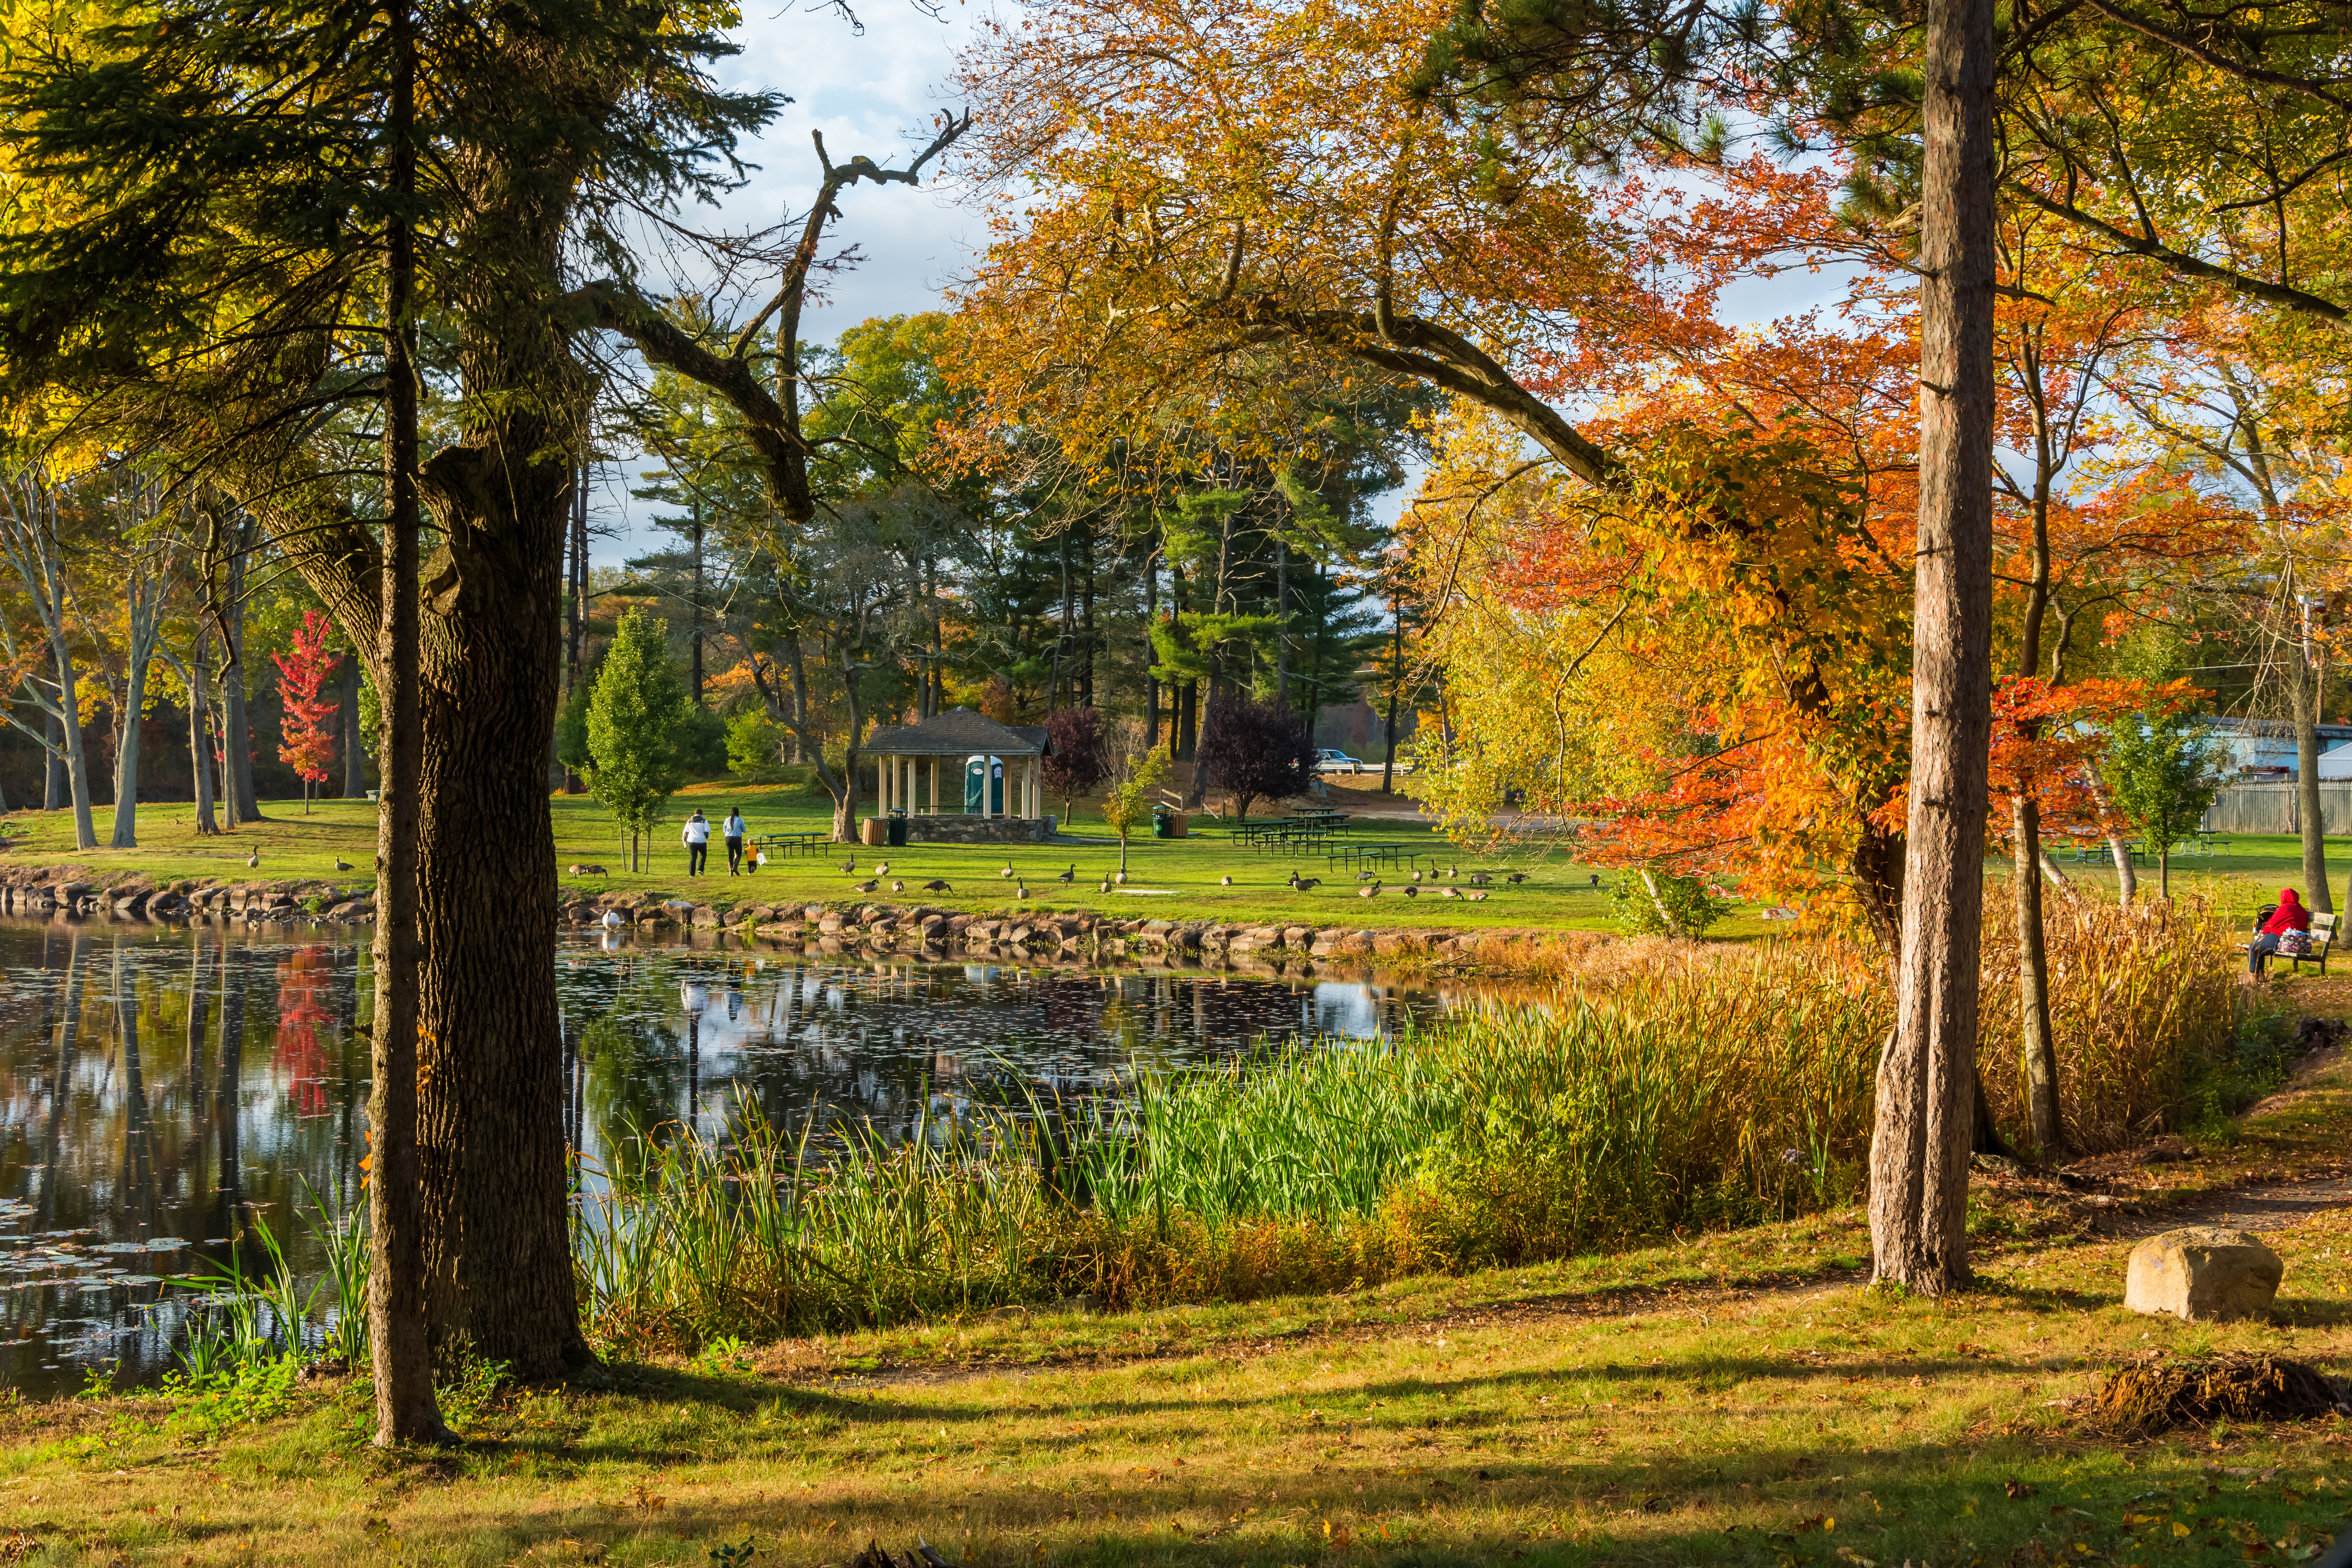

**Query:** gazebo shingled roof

left=863, top=707, right=1052, bottom=757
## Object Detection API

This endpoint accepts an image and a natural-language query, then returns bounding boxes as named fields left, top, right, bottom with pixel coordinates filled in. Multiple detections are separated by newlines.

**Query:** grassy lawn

left=8, top=789, right=2351, bottom=936
left=0, top=778, right=1638, bottom=934
left=5, top=991, right=2347, bottom=1566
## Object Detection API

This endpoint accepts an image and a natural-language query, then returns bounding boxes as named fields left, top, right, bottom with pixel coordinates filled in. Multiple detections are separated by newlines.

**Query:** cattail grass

left=1977, top=889, right=2242, bottom=1151
left=574, top=922, right=2238, bottom=1353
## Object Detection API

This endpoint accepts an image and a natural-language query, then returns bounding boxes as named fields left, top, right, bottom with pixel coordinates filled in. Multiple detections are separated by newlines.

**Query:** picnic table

left=1328, top=840, right=1406, bottom=874
left=748, top=830, right=831, bottom=859
left=1236, top=820, right=1336, bottom=856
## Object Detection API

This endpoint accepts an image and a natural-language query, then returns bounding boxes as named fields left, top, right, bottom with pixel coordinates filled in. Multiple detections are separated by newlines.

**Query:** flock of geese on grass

left=826, top=855, right=1535, bottom=902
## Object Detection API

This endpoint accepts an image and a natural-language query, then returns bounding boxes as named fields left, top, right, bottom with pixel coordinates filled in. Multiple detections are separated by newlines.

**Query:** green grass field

left=6, top=999, right=2347, bottom=1567
left=0, top=779, right=1632, bottom=933
left=1, top=784, right=2337, bottom=935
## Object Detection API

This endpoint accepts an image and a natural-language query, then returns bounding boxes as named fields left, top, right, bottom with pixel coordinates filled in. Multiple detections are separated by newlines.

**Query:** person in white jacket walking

left=681, top=808, right=711, bottom=876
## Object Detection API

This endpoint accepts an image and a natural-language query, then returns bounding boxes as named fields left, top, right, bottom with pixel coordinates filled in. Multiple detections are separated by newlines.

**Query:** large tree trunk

left=405, top=448, right=583, bottom=1381
left=1869, top=0, right=1996, bottom=1299
left=2012, top=794, right=2063, bottom=1155
left=2297, top=659, right=2330, bottom=910
left=370, top=46, right=455, bottom=1442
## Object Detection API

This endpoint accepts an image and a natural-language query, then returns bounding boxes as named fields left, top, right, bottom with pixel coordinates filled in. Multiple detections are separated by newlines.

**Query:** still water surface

left=0, top=917, right=1464, bottom=1394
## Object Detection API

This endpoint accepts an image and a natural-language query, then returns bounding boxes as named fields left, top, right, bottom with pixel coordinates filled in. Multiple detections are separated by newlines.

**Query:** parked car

left=1314, top=749, right=1365, bottom=774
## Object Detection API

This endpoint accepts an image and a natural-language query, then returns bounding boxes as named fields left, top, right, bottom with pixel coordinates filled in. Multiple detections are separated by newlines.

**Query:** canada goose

left=1410, top=868, right=1423, bottom=882
left=1000, top=862, right=1015, bottom=879
left=891, top=879, right=905, bottom=893
left=600, top=909, right=625, bottom=929
left=838, top=856, right=857, bottom=873
left=1293, top=876, right=1320, bottom=891
left=1505, top=871, right=1529, bottom=884
left=1220, top=875, right=1233, bottom=886
left=1446, top=864, right=1459, bottom=879
left=1468, top=871, right=1493, bottom=886
left=851, top=879, right=878, bottom=894
left=1464, top=889, right=1490, bottom=902
left=875, top=861, right=890, bottom=876
left=1590, top=873, right=1602, bottom=887
left=1016, top=881, right=1032, bottom=900
left=1114, top=869, right=1129, bottom=884
left=1441, top=886, right=1459, bottom=898
left=1403, top=884, right=1419, bottom=898
left=246, top=851, right=261, bottom=869
left=1357, top=868, right=1376, bottom=882
left=1056, top=863, right=1075, bottom=883
left=1099, top=879, right=1112, bottom=893
left=921, top=878, right=953, bottom=892
left=1358, top=882, right=1381, bottom=898
left=334, top=858, right=353, bottom=872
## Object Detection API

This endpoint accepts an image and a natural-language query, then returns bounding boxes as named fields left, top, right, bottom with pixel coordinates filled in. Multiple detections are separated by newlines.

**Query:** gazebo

left=861, top=708, right=1056, bottom=843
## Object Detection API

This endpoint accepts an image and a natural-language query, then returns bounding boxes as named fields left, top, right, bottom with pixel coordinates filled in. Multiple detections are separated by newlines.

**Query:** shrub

left=1042, top=706, right=1109, bottom=819
left=1197, top=689, right=1315, bottom=821
left=1607, top=868, right=1733, bottom=938
left=724, top=710, right=786, bottom=780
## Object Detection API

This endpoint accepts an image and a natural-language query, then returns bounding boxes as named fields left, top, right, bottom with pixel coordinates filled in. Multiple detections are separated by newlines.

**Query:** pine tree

left=586, top=608, right=690, bottom=872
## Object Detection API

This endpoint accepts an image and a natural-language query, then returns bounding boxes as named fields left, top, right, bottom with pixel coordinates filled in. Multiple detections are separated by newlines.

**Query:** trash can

left=1152, top=807, right=1173, bottom=839
left=886, top=809, right=908, bottom=848
left=860, top=817, right=889, bottom=848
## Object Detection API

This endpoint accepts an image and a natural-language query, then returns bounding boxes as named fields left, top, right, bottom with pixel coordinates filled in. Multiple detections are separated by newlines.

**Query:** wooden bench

left=2244, top=910, right=2337, bottom=975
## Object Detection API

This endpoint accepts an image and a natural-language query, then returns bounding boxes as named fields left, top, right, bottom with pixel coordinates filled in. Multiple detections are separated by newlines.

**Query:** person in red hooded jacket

left=2249, top=886, right=2312, bottom=977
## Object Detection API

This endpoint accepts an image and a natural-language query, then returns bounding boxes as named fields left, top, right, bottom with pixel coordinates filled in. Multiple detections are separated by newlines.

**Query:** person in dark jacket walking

left=724, top=808, right=747, bottom=875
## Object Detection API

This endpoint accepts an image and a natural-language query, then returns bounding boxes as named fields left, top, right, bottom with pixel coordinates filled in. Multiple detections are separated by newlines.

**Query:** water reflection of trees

left=0, top=922, right=1444, bottom=1392
left=0, top=923, right=367, bottom=1392
left=559, top=951, right=1443, bottom=1169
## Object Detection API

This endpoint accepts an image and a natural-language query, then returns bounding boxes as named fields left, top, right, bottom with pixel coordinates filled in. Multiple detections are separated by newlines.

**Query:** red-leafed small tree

left=1198, top=690, right=1316, bottom=824
left=273, top=610, right=341, bottom=814
left=1042, top=706, right=1108, bottom=822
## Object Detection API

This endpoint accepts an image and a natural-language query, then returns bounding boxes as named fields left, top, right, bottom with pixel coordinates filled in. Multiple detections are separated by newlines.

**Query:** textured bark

left=1869, top=0, right=1996, bottom=1298
left=370, top=10, right=453, bottom=1445
left=2012, top=794, right=2063, bottom=1154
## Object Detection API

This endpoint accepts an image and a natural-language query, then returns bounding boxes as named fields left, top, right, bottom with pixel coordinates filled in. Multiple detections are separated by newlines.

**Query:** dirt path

left=2113, top=1173, right=2352, bottom=1238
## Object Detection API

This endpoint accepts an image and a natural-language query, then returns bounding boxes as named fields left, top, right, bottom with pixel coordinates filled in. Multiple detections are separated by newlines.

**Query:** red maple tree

left=272, top=609, right=341, bottom=813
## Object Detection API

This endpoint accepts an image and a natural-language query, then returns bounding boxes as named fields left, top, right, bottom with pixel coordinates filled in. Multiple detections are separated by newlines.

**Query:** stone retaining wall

left=0, top=865, right=374, bottom=925
left=0, top=863, right=1575, bottom=973
left=561, top=889, right=1579, bottom=975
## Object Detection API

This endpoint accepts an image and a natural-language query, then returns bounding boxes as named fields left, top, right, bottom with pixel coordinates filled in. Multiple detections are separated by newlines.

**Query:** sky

left=588, top=0, right=982, bottom=566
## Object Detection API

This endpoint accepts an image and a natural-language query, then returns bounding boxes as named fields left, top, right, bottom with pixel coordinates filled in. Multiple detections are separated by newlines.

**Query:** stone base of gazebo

left=904, top=814, right=1054, bottom=845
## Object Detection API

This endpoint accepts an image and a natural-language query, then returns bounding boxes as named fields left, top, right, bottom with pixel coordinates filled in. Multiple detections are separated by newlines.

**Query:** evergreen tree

left=587, top=608, right=690, bottom=872
left=2103, top=711, right=2227, bottom=902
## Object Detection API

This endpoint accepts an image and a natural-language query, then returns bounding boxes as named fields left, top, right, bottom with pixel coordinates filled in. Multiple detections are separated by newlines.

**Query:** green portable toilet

left=964, top=755, right=1005, bottom=814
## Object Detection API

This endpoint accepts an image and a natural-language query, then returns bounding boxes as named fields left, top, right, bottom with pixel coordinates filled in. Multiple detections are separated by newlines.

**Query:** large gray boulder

left=2124, top=1226, right=2283, bottom=1323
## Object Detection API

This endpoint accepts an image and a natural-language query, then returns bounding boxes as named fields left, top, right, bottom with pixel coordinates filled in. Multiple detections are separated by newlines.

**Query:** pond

left=0, top=916, right=1475, bottom=1395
